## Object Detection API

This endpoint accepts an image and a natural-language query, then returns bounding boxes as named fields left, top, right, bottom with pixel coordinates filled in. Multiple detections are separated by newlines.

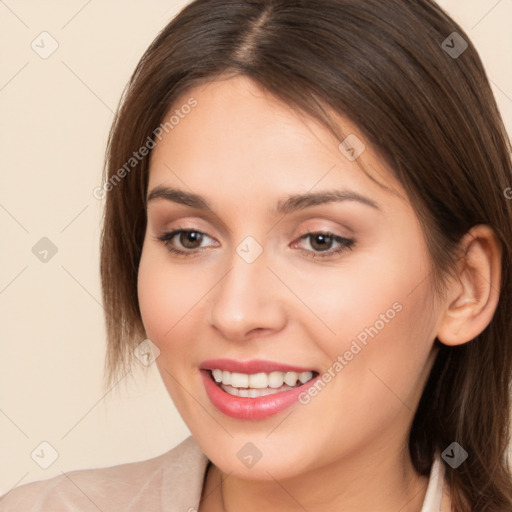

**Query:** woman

left=2, top=0, right=511, bottom=510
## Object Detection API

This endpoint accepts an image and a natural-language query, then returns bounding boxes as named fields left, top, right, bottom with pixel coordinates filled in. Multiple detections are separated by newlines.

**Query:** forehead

left=147, top=75, right=404, bottom=206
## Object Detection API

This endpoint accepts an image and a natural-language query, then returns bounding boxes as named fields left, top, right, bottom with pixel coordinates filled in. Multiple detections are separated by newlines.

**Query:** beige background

left=0, top=0, right=511, bottom=494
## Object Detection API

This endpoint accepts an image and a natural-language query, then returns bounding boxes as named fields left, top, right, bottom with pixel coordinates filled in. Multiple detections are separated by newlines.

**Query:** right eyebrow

left=147, top=186, right=212, bottom=211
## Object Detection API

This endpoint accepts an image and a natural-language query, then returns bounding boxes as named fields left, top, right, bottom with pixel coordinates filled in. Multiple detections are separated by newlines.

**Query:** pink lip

left=200, top=363, right=320, bottom=420
left=199, top=358, right=316, bottom=374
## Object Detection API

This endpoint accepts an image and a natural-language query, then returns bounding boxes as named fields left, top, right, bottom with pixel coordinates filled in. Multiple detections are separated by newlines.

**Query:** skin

left=137, top=75, right=501, bottom=511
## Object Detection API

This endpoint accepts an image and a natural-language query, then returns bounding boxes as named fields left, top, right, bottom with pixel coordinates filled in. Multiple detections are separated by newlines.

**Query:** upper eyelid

left=154, top=214, right=354, bottom=237
left=147, top=207, right=234, bottom=237
left=147, top=201, right=367, bottom=238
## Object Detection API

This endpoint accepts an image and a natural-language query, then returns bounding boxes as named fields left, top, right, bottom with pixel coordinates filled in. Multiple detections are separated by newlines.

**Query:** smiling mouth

left=209, top=368, right=319, bottom=398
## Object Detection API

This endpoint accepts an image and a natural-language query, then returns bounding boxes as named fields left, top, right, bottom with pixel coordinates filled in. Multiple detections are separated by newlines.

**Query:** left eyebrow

left=274, top=189, right=380, bottom=214
left=146, top=186, right=380, bottom=213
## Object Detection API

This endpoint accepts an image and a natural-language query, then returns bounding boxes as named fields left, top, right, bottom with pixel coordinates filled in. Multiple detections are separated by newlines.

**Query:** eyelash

left=154, top=228, right=355, bottom=259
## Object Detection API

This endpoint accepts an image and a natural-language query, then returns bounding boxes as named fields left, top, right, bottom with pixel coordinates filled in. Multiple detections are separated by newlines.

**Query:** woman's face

left=138, top=75, right=442, bottom=480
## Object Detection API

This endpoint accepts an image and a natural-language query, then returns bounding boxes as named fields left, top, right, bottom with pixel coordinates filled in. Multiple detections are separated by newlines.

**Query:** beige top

left=0, top=436, right=448, bottom=511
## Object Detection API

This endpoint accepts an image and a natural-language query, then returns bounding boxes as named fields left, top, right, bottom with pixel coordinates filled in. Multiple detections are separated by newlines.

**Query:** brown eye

left=294, top=231, right=355, bottom=259
left=179, top=231, right=203, bottom=249
left=309, top=233, right=334, bottom=251
left=156, top=229, right=217, bottom=257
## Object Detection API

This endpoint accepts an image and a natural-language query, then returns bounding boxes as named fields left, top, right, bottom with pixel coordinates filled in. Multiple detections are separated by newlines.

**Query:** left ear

left=436, top=224, right=502, bottom=346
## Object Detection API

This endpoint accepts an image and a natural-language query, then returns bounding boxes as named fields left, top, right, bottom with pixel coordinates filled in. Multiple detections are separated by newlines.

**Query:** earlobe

left=436, top=225, right=502, bottom=347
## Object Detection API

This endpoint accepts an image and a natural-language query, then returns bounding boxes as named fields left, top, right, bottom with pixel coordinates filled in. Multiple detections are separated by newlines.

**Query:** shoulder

left=0, top=435, right=209, bottom=512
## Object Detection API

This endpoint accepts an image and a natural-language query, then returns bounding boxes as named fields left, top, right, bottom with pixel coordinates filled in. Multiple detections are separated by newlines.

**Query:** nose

left=207, top=245, right=288, bottom=342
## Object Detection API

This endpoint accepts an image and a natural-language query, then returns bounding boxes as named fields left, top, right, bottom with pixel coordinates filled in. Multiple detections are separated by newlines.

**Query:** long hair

left=99, top=1, right=512, bottom=509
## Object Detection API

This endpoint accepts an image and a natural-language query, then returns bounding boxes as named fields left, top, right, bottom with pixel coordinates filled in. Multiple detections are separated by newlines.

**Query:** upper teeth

left=211, top=369, right=314, bottom=388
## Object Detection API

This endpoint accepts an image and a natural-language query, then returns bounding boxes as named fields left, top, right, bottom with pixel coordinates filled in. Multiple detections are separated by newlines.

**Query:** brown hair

left=99, top=0, right=512, bottom=509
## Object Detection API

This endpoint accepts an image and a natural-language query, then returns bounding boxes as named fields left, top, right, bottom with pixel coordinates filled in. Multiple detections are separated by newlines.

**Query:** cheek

left=291, top=234, right=435, bottom=407
left=292, top=282, right=435, bottom=456
left=137, top=247, right=199, bottom=349
left=137, top=248, right=205, bottom=413
left=290, top=238, right=430, bottom=350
